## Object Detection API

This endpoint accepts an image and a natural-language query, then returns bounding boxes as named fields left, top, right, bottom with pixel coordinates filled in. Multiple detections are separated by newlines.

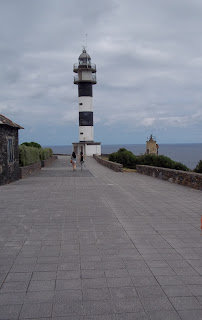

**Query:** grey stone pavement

left=0, top=155, right=202, bottom=320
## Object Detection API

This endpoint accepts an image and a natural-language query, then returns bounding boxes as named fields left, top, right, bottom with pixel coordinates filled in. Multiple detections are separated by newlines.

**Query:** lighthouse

left=72, top=47, right=101, bottom=156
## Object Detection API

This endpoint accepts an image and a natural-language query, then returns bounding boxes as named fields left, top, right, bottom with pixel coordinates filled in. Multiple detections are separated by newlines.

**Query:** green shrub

left=118, top=148, right=127, bottom=152
left=19, top=145, right=53, bottom=166
left=173, top=162, right=189, bottom=171
left=136, top=154, right=189, bottom=171
left=19, top=145, right=40, bottom=166
left=21, top=141, right=41, bottom=149
left=194, top=160, right=202, bottom=173
left=109, top=148, right=137, bottom=168
left=108, top=149, right=189, bottom=171
left=47, top=148, right=53, bottom=157
left=39, top=148, right=53, bottom=160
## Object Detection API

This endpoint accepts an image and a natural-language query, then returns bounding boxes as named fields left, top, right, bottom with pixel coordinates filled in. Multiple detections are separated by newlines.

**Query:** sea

left=45, top=143, right=202, bottom=170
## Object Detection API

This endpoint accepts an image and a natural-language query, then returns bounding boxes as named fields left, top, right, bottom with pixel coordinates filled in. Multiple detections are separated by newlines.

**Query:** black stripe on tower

left=79, top=112, right=93, bottom=126
left=78, top=82, right=93, bottom=97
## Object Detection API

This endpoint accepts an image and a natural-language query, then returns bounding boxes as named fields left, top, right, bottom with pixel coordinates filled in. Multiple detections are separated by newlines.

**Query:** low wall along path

left=93, top=154, right=123, bottom=172
left=19, top=155, right=58, bottom=179
left=136, top=165, right=202, bottom=191
left=93, top=155, right=202, bottom=190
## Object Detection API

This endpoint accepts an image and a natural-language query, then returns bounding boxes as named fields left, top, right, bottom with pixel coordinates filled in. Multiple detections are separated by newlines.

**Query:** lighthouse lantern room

left=72, top=48, right=101, bottom=156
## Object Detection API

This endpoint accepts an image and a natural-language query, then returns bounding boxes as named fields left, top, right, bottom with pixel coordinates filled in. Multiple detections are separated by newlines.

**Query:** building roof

left=79, top=48, right=91, bottom=60
left=0, top=114, right=24, bottom=129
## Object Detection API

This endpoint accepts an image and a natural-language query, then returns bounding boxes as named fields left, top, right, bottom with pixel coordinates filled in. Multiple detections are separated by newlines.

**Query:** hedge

left=39, top=148, right=53, bottom=160
left=194, top=160, right=202, bottom=173
left=19, top=145, right=53, bottom=166
left=108, top=148, right=189, bottom=171
left=19, top=145, right=40, bottom=166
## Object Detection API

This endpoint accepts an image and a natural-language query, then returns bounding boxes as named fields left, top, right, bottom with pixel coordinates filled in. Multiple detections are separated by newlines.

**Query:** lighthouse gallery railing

left=73, top=63, right=96, bottom=72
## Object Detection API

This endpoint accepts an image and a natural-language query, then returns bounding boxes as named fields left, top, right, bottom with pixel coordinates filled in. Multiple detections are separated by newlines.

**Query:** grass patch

left=123, top=168, right=137, bottom=172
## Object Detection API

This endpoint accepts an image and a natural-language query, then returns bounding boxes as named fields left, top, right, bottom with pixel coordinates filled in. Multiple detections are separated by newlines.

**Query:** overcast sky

left=0, top=0, right=202, bottom=145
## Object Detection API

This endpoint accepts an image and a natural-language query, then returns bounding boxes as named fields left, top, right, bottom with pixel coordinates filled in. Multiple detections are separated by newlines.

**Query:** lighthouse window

left=79, top=103, right=83, bottom=105
left=80, top=132, right=83, bottom=134
left=79, top=112, right=93, bottom=126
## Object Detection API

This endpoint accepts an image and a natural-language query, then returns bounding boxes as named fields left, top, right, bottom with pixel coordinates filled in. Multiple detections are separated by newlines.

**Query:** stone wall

left=93, top=154, right=123, bottom=172
left=136, top=165, right=202, bottom=190
left=19, top=156, right=58, bottom=179
left=0, top=125, right=20, bottom=185
left=19, top=161, right=41, bottom=179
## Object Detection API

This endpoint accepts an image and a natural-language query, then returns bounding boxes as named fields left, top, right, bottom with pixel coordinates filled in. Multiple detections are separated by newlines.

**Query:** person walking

left=71, top=151, right=76, bottom=171
left=80, top=151, right=85, bottom=171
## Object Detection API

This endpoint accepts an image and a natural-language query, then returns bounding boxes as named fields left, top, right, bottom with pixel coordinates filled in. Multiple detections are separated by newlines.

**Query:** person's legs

left=73, top=162, right=76, bottom=170
left=81, top=161, right=83, bottom=171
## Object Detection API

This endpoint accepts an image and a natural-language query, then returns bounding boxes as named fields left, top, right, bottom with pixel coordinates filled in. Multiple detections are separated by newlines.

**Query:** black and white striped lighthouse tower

left=73, top=47, right=101, bottom=156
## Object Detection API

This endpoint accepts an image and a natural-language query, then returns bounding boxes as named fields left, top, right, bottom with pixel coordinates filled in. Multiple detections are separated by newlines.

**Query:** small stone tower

left=73, top=47, right=101, bottom=156
left=146, top=134, right=159, bottom=155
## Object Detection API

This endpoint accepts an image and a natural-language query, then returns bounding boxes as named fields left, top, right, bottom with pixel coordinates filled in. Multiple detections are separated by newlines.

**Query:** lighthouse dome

left=78, top=48, right=91, bottom=66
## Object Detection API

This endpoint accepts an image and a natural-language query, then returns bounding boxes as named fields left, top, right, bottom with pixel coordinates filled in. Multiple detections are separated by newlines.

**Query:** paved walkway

left=0, top=156, right=202, bottom=320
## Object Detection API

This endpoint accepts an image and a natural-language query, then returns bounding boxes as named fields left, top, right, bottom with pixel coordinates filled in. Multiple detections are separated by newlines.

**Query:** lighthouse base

left=72, top=142, right=101, bottom=156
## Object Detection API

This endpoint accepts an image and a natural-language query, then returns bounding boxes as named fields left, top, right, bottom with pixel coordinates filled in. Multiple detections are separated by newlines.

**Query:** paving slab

left=0, top=155, right=202, bottom=319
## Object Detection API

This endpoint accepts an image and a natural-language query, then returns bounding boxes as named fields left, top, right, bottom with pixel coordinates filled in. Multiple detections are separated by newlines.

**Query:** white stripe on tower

left=78, top=97, right=93, bottom=112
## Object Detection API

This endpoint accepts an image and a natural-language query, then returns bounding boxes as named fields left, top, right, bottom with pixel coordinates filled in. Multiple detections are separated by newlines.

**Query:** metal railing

left=73, top=63, right=96, bottom=72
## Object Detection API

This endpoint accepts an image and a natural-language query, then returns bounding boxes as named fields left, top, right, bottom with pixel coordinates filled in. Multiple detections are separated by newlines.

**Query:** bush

left=109, top=148, right=138, bottom=169
left=39, top=148, right=53, bottom=160
left=21, top=141, right=41, bottom=149
left=194, top=160, right=202, bottom=173
left=136, top=154, right=189, bottom=171
left=173, top=161, right=189, bottom=171
left=108, top=149, right=189, bottom=171
left=19, top=145, right=53, bottom=166
left=19, top=145, right=40, bottom=166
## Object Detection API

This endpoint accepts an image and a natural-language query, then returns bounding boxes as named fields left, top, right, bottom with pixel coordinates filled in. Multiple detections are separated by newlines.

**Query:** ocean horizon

left=44, top=143, right=202, bottom=170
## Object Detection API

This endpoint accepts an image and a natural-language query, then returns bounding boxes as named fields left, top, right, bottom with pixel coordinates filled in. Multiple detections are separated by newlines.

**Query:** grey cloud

left=0, top=0, right=202, bottom=144
left=0, top=66, right=21, bottom=84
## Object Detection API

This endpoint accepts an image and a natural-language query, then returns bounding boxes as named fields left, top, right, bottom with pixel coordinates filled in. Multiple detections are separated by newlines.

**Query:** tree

left=21, top=142, right=41, bottom=149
